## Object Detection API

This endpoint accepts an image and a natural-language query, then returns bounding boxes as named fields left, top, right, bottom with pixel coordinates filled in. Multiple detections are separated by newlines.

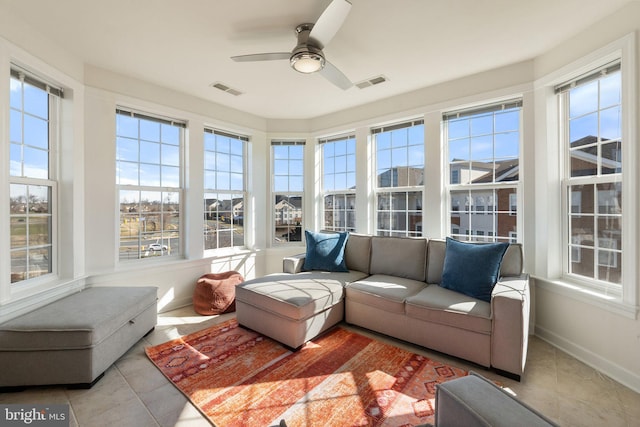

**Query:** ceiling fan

left=231, top=0, right=353, bottom=90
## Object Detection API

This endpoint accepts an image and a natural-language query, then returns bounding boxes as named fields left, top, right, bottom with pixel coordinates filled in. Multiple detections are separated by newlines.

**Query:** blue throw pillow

left=302, top=230, right=350, bottom=272
left=440, top=237, right=509, bottom=302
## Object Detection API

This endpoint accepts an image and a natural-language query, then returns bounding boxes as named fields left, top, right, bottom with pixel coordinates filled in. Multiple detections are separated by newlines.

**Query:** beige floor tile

left=557, top=394, right=627, bottom=427
left=509, top=384, right=560, bottom=424
left=65, top=366, right=159, bottom=427
left=615, top=382, right=640, bottom=423
left=117, top=353, right=170, bottom=394
left=137, top=382, right=205, bottom=427
left=3, top=306, right=640, bottom=427
left=0, top=387, right=69, bottom=405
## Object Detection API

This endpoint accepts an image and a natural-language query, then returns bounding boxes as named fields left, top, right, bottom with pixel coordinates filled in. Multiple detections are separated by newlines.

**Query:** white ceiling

left=1, top=0, right=633, bottom=119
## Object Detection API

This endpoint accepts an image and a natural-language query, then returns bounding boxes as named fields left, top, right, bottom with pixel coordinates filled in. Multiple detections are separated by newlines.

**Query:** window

left=445, top=99, right=522, bottom=242
left=321, top=134, right=356, bottom=232
left=116, top=109, right=184, bottom=260
left=272, top=140, right=304, bottom=243
left=204, top=129, right=247, bottom=250
left=9, top=68, right=61, bottom=284
left=373, top=119, right=424, bottom=237
left=558, top=62, right=623, bottom=288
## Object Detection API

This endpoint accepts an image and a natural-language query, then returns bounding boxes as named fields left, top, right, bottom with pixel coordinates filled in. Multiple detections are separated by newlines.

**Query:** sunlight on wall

left=158, top=286, right=175, bottom=311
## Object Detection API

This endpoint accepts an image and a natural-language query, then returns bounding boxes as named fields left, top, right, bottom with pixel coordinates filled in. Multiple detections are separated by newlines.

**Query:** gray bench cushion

left=0, top=286, right=158, bottom=387
left=236, top=271, right=368, bottom=321
left=0, top=286, right=157, bottom=350
left=346, top=274, right=426, bottom=314
left=405, top=285, right=492, bottom=334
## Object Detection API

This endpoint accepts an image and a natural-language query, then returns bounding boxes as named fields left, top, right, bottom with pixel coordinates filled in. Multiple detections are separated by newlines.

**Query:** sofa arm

left=490, top=274, right=530, bottom=380
left=283, top=254, right=306, bottom=274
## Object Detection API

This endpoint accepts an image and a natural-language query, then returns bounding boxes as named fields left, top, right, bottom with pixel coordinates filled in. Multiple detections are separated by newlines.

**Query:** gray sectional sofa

left=236, top=233, right=530, bottom=380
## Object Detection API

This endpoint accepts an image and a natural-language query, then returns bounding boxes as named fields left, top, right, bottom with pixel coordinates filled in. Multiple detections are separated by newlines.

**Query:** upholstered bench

left=0, top=286, right=157, bottom=389
left=435, top=371, right=558, bottom=426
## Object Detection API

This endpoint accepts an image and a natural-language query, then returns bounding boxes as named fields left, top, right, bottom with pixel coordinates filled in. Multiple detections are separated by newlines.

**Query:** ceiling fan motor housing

left=290, top=24, right=326, bottom=73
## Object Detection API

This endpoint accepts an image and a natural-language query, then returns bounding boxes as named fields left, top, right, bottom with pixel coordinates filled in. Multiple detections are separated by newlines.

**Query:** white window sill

left=532, top=275, right=638, bottom=320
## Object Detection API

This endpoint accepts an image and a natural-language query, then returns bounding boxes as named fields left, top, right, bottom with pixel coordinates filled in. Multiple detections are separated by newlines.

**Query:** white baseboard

left=158, top=295, right=194, bottom=313
left=535, top=325, right=640, bottom=394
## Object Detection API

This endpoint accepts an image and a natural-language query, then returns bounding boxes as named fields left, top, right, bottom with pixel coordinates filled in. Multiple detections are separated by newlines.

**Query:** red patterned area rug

left=145, top=319, right=467, bottom=426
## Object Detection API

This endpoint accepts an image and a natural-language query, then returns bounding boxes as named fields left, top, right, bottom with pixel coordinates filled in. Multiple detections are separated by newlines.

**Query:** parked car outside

left=149, top=243, right=168, bottom=251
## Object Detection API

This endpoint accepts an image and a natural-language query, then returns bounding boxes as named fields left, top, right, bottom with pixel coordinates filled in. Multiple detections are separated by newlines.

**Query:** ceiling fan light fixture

left=290, top=51, right=325, bottom=74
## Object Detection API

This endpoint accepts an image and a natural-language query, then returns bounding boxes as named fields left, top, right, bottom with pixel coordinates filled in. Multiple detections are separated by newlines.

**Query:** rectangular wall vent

left=210, top=82, right=243, bottom=96
left=355, top=75, right=388, bottom=89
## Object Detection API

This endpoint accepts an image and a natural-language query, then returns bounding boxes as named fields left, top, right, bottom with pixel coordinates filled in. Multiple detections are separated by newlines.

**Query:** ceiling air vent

left=355, top=75, right=388, bottom=89
left=210, top=82, right=243, bottom=96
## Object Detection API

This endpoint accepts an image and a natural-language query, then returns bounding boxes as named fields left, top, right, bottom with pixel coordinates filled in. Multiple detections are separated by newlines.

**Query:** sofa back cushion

left=369, top=236, right=428, bottom=281
left=427, top=239, right=523, bottom=284
left=344, top=233, right=372, bottom=274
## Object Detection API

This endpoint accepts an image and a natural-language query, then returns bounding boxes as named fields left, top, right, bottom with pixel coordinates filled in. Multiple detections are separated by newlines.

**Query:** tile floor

left=1, top=306, right=639, bottom=427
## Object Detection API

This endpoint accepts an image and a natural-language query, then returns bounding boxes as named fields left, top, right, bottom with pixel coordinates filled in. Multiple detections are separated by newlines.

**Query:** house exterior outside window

left=373, top=119, right=424, bottom=237
left=204, top=128, right=247, bottom=250
left=272, top=140, right=304, bottom=243
left=445, top=99, right=522, bottom=243
left=557, top=62, right=623, bottom=289
left=116, top=109, right=184, bottom=260
left=321, top=134, right=356, bottom=232
left=9, top=69, right=61, bottom=284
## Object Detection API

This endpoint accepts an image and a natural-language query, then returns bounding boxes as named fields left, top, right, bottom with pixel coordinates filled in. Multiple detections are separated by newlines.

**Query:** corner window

left=116, top=109, right=184, bottom=260
left=9, top=69, right=61, bottom=284
left=373, top=119, right=424, bottom=237
left=445, top=100, right=522, bottom=242
left=321, top=134, right=356, bottom=232
left=204, top=129, right=247, bottom=250
left=272, top=140, right=304, bottom=243
left=557, top=62, right=623, bottom=290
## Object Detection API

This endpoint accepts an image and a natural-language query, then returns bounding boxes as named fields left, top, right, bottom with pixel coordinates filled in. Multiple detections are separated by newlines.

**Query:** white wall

left=82, top=76, right=268, bottom=311
left=0, top=0, right=638, bottom=393
left=530, top=2, right=640, bottom=393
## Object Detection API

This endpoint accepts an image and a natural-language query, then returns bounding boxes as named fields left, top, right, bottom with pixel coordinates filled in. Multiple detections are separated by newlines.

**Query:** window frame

left=116, top=108, right=185, bottom=262
left=271, top=140, right=305, bottom=245
left=534, top=33, right=637, bottom=316
left=444, top=99, right=523, bottom=243
left=320, top=133, right=356, bottom=232
left=8, top=68, right=61, bottom=286
left=203, top=128, right=248, bottom=252
left=372, top=119, right=425, bottom=237
left=557, top=62, right=625, bottom=295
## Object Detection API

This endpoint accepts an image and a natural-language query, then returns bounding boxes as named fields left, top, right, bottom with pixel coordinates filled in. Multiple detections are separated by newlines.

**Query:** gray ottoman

left=0, top=286, right=157, bottom=389
left=435, top=371, right=558, bottom=427
left=236, top=270, right=367, bottom=349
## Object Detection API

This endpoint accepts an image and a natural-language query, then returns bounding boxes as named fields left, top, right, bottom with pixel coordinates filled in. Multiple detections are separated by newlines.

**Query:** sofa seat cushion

left=405, top=285, right=492, bottom=334
left=236, top=270, right=368, bottom=321
left=346, top=274, right=426, bottom=314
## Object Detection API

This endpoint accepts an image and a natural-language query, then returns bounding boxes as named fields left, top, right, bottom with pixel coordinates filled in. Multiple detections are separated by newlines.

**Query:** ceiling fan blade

left=231, top=52, right=290, bottom=62
left=320, top=60, right=352, bottom=90
left=308, top=0, right=352, bottom=49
